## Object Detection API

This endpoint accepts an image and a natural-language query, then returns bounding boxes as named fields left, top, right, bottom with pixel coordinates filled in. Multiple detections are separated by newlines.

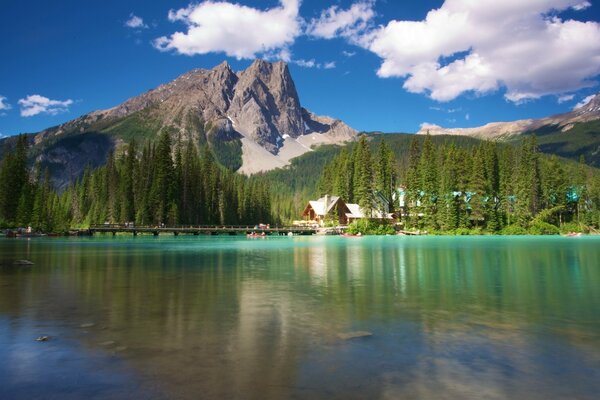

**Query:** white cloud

left=292, top=59, right=336, bottom=69
left=294, top=59, right=317, bottom=68
left=18, top=95, right=74, bottom=117
left=572, top=2, right=591, bottom=11
left=357, top=0, right=600, bottom=102
left=420, top=122, right=441, bottom=130
left=125, top=14, right=148, bottom=29
left=342, top=50, right=356, bottom=57
left=154, top=0, right=302, bottom=59
left=307, top=1, right=375, bottom=41
left=558, top=94, right=575, bottom=103
left=573, top=94, right=596, bottom=109
left=0, top=95, right=11, bottom=112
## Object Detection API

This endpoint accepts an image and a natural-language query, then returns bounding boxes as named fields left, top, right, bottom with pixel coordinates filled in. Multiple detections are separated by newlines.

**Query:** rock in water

left=36, top=336, right=50, bottom=342
left=337, top=331, right=373, bottom=340
left=13, top=260, right=34, bottom=266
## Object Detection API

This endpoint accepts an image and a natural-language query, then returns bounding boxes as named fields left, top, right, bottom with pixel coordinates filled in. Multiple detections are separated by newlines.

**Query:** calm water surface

left=0, top=235, right=599, bottom=399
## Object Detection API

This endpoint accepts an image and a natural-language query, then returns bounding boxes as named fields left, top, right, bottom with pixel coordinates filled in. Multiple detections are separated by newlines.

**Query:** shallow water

left=0, top=235, right=599, bottom=399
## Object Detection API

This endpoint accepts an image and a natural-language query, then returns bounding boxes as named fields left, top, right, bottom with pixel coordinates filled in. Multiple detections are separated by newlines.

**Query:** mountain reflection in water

left=0, top=236, right=599, bottom=399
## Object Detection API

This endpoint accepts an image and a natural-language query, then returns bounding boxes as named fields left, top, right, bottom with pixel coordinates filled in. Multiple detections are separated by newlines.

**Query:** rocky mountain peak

left=573, top=93, right=600, bottom=117
left=15, top=59, right=357, bottom=185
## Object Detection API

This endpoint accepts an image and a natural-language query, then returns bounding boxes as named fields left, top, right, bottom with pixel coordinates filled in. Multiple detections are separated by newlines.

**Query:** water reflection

left=0, top=236, right=599, bottom=399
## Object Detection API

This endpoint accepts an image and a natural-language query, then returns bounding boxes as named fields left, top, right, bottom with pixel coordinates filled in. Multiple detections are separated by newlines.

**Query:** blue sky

left=1, top=0, right=600, bottom=137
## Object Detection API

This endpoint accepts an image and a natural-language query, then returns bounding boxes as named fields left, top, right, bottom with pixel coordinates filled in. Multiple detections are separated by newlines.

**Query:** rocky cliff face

left=417, top=93, right=600, bottom=139
left=11, top=60, right=357, bottom=187
left=96, top=59, right=354, bottom=153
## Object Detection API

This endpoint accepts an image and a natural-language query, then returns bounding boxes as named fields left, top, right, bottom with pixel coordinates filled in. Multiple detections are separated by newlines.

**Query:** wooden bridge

left=84, top=224, right=317, bottom=236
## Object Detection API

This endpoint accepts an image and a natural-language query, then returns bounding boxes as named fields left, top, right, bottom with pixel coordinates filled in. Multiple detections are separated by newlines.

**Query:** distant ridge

left=417, top=92, right=600, bottom=140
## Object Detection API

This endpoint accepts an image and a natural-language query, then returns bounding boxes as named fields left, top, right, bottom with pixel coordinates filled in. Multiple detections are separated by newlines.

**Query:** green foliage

left=525, top=120, right=600, bottom=168
left=0, top=133, right=272, bottom=232
left=312, top=133, right=600, bottom=235
left=528, top=221, right=560, bottom=235
left=210, top=138, right=242, bottom=171
left=346, top=219, right=395, bottom=235
left=501, top=224, right=529, bottom=235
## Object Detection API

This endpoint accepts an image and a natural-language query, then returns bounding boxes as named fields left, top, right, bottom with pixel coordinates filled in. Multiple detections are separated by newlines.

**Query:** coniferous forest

left=0, top=133, right=271, bottom=232
left=1, top=132, right=600, bottom=234
left=317, top=135, right=600, bottom=234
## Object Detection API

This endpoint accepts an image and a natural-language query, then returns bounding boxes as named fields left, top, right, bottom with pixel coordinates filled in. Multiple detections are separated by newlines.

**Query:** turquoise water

left=0, top=235, right=599, bottom=399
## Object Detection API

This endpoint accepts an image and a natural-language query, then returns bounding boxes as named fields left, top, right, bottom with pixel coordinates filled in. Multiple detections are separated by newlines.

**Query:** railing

left=87, top=224, right=316, bottom=233
left=89, top=224, right=311, bottom=230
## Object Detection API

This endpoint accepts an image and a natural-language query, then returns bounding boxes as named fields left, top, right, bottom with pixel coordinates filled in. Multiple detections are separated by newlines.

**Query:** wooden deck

left=84, top=224, right=317, bottom=236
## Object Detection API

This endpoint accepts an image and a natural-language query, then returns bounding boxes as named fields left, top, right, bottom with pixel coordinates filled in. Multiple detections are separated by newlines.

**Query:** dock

left=84, top=224, right=317, bottom=236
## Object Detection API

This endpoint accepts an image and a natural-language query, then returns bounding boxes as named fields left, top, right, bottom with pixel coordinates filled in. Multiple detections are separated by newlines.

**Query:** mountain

left=1, top=60, right=356, bottom=188
left=417, top=93, right=600, bottom=166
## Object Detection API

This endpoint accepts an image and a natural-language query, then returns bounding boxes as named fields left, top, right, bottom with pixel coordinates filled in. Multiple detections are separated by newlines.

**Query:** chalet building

left=301, top=193, right=394, bottom=227
left=302, top=195, right=351, bottom=226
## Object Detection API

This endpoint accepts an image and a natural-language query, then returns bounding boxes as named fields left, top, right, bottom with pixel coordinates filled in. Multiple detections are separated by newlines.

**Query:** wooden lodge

left=301, top=194, right=395, bottom=227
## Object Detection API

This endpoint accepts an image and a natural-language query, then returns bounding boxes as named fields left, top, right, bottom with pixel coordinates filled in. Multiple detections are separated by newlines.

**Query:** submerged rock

left=337, top=331, right=373, bottom=340
left=13, top=260, right=34, bottom=266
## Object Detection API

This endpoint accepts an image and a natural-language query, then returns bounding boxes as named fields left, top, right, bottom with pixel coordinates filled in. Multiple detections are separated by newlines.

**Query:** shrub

left=346, top=219, right=395, bottom=235
left=501, top=224, right=529, bottom=235
left=528, top=221, right=560, bottom=235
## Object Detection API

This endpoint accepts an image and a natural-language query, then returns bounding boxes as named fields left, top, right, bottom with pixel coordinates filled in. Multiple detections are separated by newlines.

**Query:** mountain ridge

left=417, top=92, right=600, bottom=139
left=4, top=60, right=357, bottom=187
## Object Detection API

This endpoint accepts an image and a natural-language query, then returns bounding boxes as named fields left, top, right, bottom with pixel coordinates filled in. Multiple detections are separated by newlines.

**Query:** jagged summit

left=18, top=60, right=357, bottom=186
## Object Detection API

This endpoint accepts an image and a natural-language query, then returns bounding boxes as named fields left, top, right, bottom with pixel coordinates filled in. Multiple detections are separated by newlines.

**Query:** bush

left=528, top=221, right=560, bottom=235
left=346, top=219, right=395, bottom=235
left=559, top=222, right=586, bottom=234
left=501, top=224, right=529, bottom=235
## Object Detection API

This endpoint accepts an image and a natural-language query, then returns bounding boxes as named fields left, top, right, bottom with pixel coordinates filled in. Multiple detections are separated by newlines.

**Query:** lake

left=0, top=235, right=599, bottom=399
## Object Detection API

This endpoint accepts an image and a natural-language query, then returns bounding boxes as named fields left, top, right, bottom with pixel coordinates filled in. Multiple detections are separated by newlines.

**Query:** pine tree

left=419, top=134, right=438, bottom=229
left=404, top=136, right=421, bottom=228
left=352, top=136, right=374, bottom=215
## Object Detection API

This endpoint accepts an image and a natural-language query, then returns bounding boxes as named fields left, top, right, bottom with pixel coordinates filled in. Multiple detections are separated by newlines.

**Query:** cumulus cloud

left=154, top=0, right=302, bottom=59
left=0, top=95, right=11, bottom=112
left=573, top=94, right=596, bottom=109
left=307, top=0, right=375, bottom=41
left=18, top=95, right=74, bottom=117
left=125, top=14, right=148, bottom=29
left=342, top=50, right=356, bottom=57
left=358, top=0, right=600, bottom=102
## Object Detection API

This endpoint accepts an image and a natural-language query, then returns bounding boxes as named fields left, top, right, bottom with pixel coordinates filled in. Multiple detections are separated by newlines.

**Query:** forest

left=316, top=134, right=600, bottom=234
left=0, top=133, right=271, bottom=232
left=1, top=131, right=600, bottom=234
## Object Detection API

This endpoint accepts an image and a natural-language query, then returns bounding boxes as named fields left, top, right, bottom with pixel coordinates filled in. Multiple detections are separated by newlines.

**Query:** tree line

left=0, top=133, right=271, bottom=232
left=317, top=134, right=600, bottom=233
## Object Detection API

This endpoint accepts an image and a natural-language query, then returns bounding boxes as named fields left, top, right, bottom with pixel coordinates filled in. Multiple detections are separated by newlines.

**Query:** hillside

left=418, top=93, right=600, bottom=166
